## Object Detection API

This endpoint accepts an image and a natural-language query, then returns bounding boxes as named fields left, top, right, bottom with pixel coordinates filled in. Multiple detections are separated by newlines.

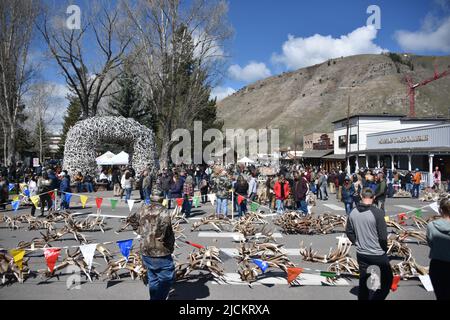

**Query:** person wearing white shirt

left=248, top=172, right=257, bottom=201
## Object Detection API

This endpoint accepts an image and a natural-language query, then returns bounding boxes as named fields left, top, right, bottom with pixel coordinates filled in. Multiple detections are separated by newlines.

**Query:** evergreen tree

left=58, top=95, right=82, bottom=156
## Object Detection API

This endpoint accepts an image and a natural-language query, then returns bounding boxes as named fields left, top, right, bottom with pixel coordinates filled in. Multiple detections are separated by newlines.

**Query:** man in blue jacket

left=59, top=171, right=71, bottom=210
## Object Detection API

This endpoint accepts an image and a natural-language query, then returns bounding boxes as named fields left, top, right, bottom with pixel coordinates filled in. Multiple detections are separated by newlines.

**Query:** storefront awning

left=349, top=147, right=450, bottom=155
left=322, top=153, right=346, bottom=160
left=301, top=150, right=333, bottom=159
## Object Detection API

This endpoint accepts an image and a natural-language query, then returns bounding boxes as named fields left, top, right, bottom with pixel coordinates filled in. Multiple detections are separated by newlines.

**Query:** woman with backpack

left=234, top=175, right=249, bottom=217
left=182, top=176, right=194, bottom=218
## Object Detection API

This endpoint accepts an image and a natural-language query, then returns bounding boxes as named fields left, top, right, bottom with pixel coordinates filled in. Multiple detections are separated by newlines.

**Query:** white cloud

left=211, top=86, right=236, bottom=101
left=228, top=62, right=272, bottom=82
left=272, top=25, right=386, bottom=70
left=394, top=16, right=450, bottom=53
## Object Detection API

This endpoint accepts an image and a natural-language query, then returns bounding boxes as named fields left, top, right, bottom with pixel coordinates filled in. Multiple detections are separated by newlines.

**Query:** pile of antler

left=65, top=215, right=106, bottom=233
left=419, top=191, right=449, bottom=202
left=1, top=215, right=21, bottom=230
left=274, top=212, right=347, bottom=235
left=328, top=257, right=359, bottom=276
left=175, top=246, right=224, bottom=280
left=300, top=236, right=352, bottom=264
left=191, top=215, right=233, bottom=232
left=37, top=248, right=100, bottom=282
left=391, top=256, right=428, bottom=278
left=387, top=235, right=412, bottom=258
left=393, top=189, right=412, bottom=198
left=102, top=251, right=147, bottom=282
left=387, top=219, right=428, bottom=244
left=0, top=251, right=30, bottom=284
left=232, top=212, right=268, bottom=237
left=236, top=242, right=295, bottom=283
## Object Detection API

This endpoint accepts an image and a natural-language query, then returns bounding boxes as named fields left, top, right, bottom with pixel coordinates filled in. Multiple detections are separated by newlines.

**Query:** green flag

left=415, top=209, right=422, bottom=218
left=193, top=196, right=200, bottom=208
left=110, top=199, right=118, bottom=210
left=250, top=202, right=259, bottom=212
left=320, top=271, right=337, bottom=278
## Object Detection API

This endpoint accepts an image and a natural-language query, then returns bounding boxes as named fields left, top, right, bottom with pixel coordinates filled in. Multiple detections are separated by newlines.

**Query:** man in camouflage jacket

left=129, top=203, right=175, bottom=300
left=210, top=170, right=232, bottom=217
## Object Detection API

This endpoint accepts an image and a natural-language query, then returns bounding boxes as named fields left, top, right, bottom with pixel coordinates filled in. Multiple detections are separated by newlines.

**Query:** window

left=338, top=135, right=346, bottom=148
left=350, top=134, right=357, bottom=144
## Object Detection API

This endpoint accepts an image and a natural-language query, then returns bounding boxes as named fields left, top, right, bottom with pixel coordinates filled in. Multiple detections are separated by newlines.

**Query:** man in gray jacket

left=346, top=188, right=393, bottom=300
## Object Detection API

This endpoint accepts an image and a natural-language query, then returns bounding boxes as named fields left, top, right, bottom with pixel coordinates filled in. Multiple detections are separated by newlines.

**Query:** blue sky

left=33, top=0, right=450, bottom=130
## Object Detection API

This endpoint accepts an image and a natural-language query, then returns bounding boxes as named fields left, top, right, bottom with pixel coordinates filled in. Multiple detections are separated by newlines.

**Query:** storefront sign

left=378, top=135, right=429, bottom=145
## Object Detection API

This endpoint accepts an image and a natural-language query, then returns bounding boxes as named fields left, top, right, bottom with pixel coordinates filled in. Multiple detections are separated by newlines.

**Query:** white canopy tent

left=95, top=151, right=116, bottom=165
left=110, top=151, right=129, bottom=165
left=237, top=156, right=255, bottom=165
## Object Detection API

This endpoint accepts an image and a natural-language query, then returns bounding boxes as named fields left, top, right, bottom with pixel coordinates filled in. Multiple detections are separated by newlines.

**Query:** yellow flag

left=162, top=199, right=168, bottom=207
left=9, top=249, right=25, bottom=270
left=30, top=195, right=40, bottom=208
left=384, top=216, right=390, bottom=222
left=80, top=195, right=88, bottom=208
left=12, top=195, right=19, bottom=201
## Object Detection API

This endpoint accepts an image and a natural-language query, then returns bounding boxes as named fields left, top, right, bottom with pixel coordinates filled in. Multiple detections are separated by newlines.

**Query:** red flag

left=95, top=197, right=103, bottom=209
left=398, top=213, right=407, bottom=225
left=237, top=195, right=245, bottom=205
left=49, top=191, right=55, bottom=200
left=44, top=248, right=60, bottom=273
left=185, top=241, right=204, bottom=249
left=176, top=198, right=184, bottom=207
left=391, top=275, right=401, bottom=291
left=287, top=267, right=304, bottom=284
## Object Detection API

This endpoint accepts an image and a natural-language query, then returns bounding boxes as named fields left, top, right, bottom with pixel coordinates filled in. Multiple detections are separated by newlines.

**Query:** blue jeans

left=141, top=255, right=175, bottom=300
left=84, top=182, right=94, bottom=193
left=387, top=183, right=394, bottom=198
left=216, top=197, right=228, bottom=216
left=405, top=183, right=413, bottom=194
left=143, top=188, right=151, bottom=204
left=77, top=182, right=83, bottom=193
left=60, top=197, right=69, bottom=210
left=276, top=199, right=285, bottom=214
left=237, top=200, right=247, bottom=217
left=124, top=188, right=132, bottom=202
left=412, top=184, right=420, bottom=198
left=345, top=202, right=353, bottom=215
left=296, top=200, right=308, bottom=214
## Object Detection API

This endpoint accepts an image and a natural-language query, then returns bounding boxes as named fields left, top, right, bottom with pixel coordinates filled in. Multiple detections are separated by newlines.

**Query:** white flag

left=80, top=243, right=97, bottom=271
left=418, top=275, right=434, bottom=292
left=430, top=202, right=440, bottom=214
left=208, top=194, right=216, bottom=206
left=128, top=199, right=136, bottom=212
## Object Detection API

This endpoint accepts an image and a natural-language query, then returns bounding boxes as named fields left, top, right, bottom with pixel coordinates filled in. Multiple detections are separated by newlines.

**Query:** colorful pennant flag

left=80, top=243, right=97, bottom=271
left=95, top=197, right=103, bottom=209
left=127, top=199, right=135, bottom=212
left=110, top=198, right=118, bottom=210
left=162, top=199, right=169, bottom=207
left=250, top=202, right=259, bottom=212
left=176, top=198, right=183, bottom=207
left=398, top=213, right=407, bottom=225
left=320, top=271, right=337, bottom=278
left=208, top=194, right=216, bottom=206
left=44, top=248, right=60, bottom=273
left=287, top=267, right=304, bottom=284
left=391, top=275, right=401, bottom=292
left=252, top=259, right=268, bottom=273
left=415, top=209, right=423, bottom=218
left=30, top=195, right=40, bottom=208
left=145, top=198, right=151, bottom=205
left=11, top=200, right=20, bottom=211
left=185, top=241, right=204, bottom=249
left=237, top=195, right=245, bottom=205
left=117, top=239, right=133, bottom=261
left=49, top=191, right=55, bottom=201
left=8, top=183, right=15, bottom=192
left=9, top=249, right=25, bottom=270
left=193, top=196, right=200, bottom=208
left=384, top=216, right=390, bottom=222
left=430, top=202, right=440, bottom=214
left=65, top=193, right=72, bottom=204
left=24, top=189, right=30, bottom=197
left=80, top=195, right=88, bottom=208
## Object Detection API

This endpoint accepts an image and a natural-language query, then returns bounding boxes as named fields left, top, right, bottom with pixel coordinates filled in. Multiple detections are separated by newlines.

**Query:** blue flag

left=117, top=239, right=133, bottom=260
left=65, top=193, right=72, bottom=204
left=145, top=198, right=151, bottom=205
left=24, top=189, right=30, bottom=197
left=11, top=200, right=20, bottom=211
left=8, top=183, right=15, bottom=192
left=252, top=259, right=269, bottom=273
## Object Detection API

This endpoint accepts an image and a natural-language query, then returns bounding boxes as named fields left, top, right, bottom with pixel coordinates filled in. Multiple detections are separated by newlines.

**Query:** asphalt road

left=0, top=189, right=437, bottom=300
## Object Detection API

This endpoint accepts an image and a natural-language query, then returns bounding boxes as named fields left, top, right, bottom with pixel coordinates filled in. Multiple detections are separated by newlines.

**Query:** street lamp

left=338, top=87, right=355, bottom=175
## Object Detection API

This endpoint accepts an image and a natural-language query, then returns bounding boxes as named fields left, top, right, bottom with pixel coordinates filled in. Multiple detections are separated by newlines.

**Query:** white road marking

left=323, top=204, right=345, bottom=211
left=394, top=205, right=427, bottom=212
left=212, top=273, right=350, bottom=286
left=198, top=232, right=283, bottom=238
left=220, top=248, right=299, bottom=257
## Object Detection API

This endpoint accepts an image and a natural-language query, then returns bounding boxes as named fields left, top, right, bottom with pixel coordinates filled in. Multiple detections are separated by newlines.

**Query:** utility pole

left=345, top=95, right=351, bottom=175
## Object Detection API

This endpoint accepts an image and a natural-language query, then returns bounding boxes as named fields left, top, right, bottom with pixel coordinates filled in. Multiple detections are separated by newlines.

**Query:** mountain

left=217, top=53, right=450, bottom=147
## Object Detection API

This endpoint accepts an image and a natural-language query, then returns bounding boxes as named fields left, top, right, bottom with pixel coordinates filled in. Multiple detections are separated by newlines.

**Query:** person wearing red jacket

left=273, top=174, right=290, bottom=214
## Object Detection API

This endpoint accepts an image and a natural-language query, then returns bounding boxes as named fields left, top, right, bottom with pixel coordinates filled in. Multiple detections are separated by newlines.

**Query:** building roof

left=332, top=113, right=448, bottom=124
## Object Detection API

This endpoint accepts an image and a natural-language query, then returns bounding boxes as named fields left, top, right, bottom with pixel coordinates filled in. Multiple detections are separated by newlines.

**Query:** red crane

left=405, top=65, right=450, bottom=117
